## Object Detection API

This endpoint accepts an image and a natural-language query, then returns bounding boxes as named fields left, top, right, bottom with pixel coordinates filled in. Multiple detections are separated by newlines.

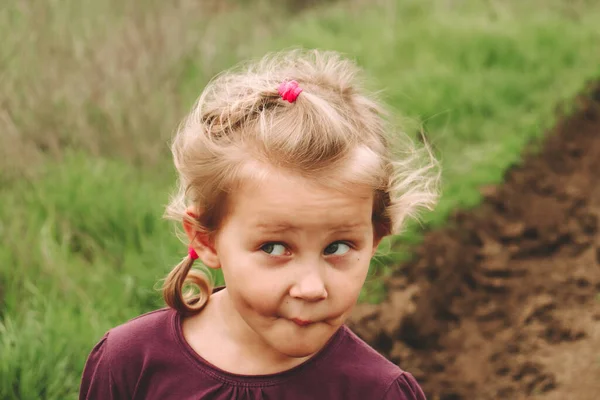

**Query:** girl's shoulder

left=80, top=308, right=181, bottom=399
left=108, top=307, right=176, bottom=349
left=326, top=326, right=426, bottom=399
left=113, top=307, right=174, bottom=333
left=92, top=307, right=178, bottom=368
left=336, top=326, right=402, bottom=376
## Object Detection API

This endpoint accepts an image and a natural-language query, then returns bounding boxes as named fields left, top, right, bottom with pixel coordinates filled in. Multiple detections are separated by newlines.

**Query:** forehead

left=227, top=168, right=374, bottom=230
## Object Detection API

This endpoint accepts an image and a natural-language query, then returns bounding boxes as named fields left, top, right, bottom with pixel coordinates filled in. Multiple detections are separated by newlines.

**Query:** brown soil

left=348, top=84, right=600, bottom=400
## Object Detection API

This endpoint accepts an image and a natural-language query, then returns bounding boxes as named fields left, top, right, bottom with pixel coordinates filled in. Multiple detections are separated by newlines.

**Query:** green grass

left=1, top=0, right=600, bottom=398
left=0, top=155, right=178, bottom=398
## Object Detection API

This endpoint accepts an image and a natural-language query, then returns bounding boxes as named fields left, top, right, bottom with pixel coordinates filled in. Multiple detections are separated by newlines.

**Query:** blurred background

left=1, top=0, right=599, bottom=398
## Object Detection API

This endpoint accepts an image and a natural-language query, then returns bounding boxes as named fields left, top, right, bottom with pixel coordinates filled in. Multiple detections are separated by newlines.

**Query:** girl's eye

left=324, top=242, right=350, bottom=256
left=261, top=243, right=287, bottom=256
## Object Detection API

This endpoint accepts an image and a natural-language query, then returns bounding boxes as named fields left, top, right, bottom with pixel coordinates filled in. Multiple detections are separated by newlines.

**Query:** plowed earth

left=349, top=84, right=600, bottom=400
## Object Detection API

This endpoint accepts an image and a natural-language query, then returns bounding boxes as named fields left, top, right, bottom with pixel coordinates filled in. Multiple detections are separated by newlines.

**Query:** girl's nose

left=289, top=267, right=328, bottom=302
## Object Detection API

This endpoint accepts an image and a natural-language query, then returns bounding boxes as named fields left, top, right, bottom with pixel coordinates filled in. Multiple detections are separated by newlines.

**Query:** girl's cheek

left=328, top=251, right=366, bottom=269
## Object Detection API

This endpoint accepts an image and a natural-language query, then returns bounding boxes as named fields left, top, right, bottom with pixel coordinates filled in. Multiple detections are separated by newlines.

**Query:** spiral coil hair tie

left=278, top=80, right=303, bottom=103
left=188, top=247, right=199, bottom=260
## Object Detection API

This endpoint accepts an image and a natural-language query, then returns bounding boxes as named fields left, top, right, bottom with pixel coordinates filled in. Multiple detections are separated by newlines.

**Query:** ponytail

left=162, top=253, right=213, bottom=315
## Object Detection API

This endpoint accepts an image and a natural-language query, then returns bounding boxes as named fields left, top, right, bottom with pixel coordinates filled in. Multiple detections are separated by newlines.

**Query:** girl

left=80, top=49, right=439, bottom=400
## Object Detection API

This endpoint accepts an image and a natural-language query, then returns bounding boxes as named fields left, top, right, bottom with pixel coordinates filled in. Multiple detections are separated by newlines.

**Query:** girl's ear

left=183, top=208, right=221, bottom=269
left=371, top=235, right=384, bottom=257
left=371, top=220, right=387, bottom=257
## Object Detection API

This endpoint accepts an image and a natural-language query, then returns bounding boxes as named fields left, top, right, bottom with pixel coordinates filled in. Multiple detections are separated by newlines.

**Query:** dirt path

left=349, top=84, right=600, bottom=399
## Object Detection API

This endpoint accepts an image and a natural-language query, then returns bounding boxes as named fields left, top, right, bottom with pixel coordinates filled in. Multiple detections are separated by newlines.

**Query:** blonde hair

left=162, top=49, right=440, bottom=315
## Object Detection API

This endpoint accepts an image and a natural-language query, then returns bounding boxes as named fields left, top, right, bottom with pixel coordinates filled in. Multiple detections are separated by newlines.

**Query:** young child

left=80, top=49, right=439, bottom=400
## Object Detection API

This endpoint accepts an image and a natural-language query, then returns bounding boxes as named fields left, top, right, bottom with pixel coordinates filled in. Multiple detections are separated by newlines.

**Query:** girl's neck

left=182, top=288, right=312, bottom=375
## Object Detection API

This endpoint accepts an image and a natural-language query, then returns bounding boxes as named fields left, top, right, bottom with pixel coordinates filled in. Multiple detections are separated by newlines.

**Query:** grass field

left=1, top=0, right=599, bottom=398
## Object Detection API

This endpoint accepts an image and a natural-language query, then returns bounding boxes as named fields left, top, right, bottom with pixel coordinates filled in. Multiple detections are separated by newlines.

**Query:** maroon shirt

left=80, top=308, right=426, bottom=399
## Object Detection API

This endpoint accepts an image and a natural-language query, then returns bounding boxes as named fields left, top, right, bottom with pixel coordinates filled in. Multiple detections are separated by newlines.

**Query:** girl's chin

left=274, top=343, right=323, bottom=359
left=268, top=329, right=335, bottom=358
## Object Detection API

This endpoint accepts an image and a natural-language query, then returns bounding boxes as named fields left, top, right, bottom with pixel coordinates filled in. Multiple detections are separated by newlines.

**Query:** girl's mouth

left=291, top=318, right=313, bottom=326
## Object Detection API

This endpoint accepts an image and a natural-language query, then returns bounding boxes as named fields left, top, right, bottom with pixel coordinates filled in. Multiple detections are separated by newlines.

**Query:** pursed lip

left=291, top=318, right=313, bottom=326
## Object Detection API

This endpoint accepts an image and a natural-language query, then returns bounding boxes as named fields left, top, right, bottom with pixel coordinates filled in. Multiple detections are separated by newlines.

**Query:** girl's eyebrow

left=330, top=223, right=371, bottom=234
left=255, top=222, right=298, bottom=233
left=255, top=221, right=369, bottom=233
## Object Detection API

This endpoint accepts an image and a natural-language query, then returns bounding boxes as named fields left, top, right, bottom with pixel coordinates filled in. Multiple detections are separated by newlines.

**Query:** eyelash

left=259, top=241, right=355, bottom=255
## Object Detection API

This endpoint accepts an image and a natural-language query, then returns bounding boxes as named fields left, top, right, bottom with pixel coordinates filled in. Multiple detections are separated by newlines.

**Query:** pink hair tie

left=278, top=80, right=303, bottom=103
left=188, top=247, right=199, bottom=260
